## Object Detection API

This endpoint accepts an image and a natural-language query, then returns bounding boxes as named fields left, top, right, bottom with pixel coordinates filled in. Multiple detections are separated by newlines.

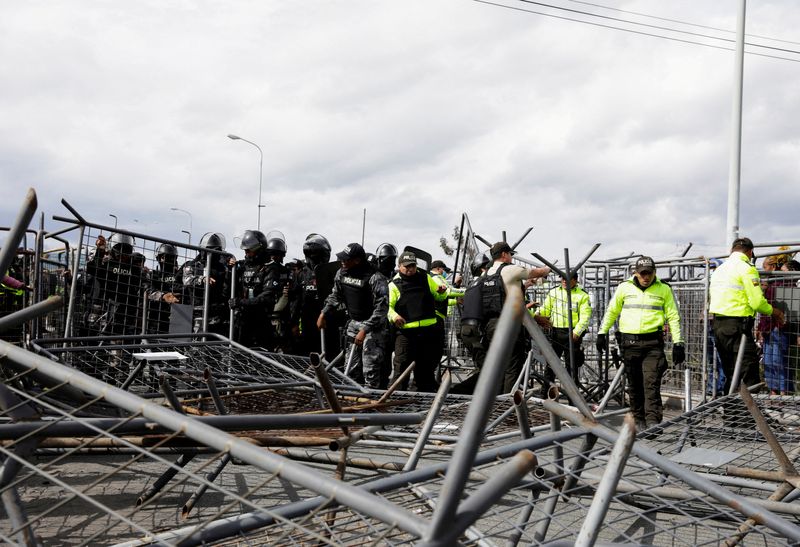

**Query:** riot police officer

left=375, top=243, right=398, bottom=279
left=84, top=233, right=146, bottom=336
left=264, top=230, right=294, bottom=352
left=146, top=242, right=180, bottom=334
left=180, top=232, right=232, bottom=336
left=229, top=230, right=279, bottom=348
left=293, top=233, right=341, bottom=358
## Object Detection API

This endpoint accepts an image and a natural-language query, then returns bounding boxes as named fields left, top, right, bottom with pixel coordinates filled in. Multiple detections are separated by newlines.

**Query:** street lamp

left=227, top=134, right=264, bottom=231
left=109, top=214, right=118, bottom=229
left=170, top=207, right=193, bottom=244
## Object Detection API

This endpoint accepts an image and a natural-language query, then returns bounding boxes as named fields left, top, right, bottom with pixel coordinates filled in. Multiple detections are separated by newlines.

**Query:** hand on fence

left=672, top=343, right=685, bottom=365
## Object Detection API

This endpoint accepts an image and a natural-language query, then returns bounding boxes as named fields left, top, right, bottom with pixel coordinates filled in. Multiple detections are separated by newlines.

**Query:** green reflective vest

left=599, top=276, right=682, bottom=343
left=709, top=251, right=772, bottom=317
left=537, top=284, right=592, bottom=335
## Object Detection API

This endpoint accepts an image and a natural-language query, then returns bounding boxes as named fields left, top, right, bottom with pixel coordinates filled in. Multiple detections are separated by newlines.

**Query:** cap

left=634, top=256, right=656, bottom=273
left=398, top=251, right=417, bottom=266
left=430, top=260, right=451, bottom=272
left=490, top=242, right=515, bottom=260
left=336, top=243, right=366, bottom=261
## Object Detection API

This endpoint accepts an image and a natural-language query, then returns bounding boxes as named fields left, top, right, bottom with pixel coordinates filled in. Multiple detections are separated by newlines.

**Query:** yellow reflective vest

left=537, top=284, right=592, bottom=335
left=431, top=272, right=465, bottom=320
left=599, top=276, right=682, bottom=343
left=709, top=251, right=772, bottom=317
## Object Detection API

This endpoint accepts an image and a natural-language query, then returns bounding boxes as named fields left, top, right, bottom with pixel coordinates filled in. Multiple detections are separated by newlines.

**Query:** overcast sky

left=2, top=1, right=799, bottom=266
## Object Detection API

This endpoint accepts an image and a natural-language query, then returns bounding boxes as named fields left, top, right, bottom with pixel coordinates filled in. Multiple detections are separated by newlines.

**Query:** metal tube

left=424, top=451, right=538, bottom=546
left=728, top=333, right=747, bottom=395
left=563, top=249, right=577, bottom=382
left=403, top=371, right=452, bottom=471
left=181, top=453, right=232, bottom=519
left=0, top=296, right=62, bottom=333
left=575, top=414, right=636, bottom=546
left=513, top=390, right=532, bottom=440
left=0, top=188, right=36, bottom=282
left=2, top=488, right=41, bottom=547
left=201, top=252, right=212, bottom=334
left=203, top=368, right=228, bottom=415
left=739, top=384, right=797, bottom=476
left=343, top=343, right=357, bottom=377
left=702, top=260, right=710, bottom=404
left=329, top=425, right=383, bottom=452
left=228, top=261, right=237, bottom=340
left=378, top=360, right=415, bottom=403
left=594, top=362, right=625, bottom=415
left=522, top=312, right=594, bottom=419
left=0, top=340, right=430, bottom=538
left=425, top=285, right=524, bottom=542
left=725, top=0, right=746, bottom=247
left=684, top=367, right=693, bottom=412
left=63, top=224, right=85, bottom=339
left=543, top=399, right=800, bottom=541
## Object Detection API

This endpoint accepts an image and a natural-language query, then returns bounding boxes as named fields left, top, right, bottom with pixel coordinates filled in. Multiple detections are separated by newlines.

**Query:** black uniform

left=84, top=247, right=145, bottom=336
left=146, top=262, right=179, bottom=334
left=293, top=261, right=341, bottom=359
left=180, top=252, right=232, bottom=336
left=231, top=253, right=282, bottom=348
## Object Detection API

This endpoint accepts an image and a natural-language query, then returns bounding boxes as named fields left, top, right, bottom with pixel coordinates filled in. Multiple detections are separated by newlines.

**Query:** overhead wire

left=564, top=0, right=800, bottom=47
left=472, top=0, right=800, bottom=63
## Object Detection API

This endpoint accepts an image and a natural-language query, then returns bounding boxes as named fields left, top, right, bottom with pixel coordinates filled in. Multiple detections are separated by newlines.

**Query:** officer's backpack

left=461, top=263, right=508, bottom=323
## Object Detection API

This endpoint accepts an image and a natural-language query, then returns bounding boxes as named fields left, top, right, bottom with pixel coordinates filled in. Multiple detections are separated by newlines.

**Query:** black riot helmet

left=239, top=230, right=268, bottom=252
left=302, top=233, right=331, bottom=268
left=156, top=243, right=178, bottom=260
left=156, top=243, right=178, bottom=267
left=265, top=230, right=287, bottom=261
left=375, top=243, right=398, bottom=277
left=199, top=232, right=226, bottom=252
left=471, top=253, right=491, bottom=276
left=109, top=233, right=135, bottom=257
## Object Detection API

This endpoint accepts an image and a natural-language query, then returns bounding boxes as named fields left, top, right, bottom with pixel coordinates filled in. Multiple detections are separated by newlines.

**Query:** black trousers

left=712, top=316, right=760, bottom=393
left=621, top=337, right=668, bottom=426
left=485, top=317, right=528, bottom=393
left=543, top=328, right=585, bottom=390
left=393, top=326, right=440, bottom=393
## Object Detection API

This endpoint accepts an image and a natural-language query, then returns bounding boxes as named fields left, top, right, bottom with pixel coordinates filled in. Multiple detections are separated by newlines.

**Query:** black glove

left=228, top=297, right=242, bottom=310
left=595, top=333, right=608, bottom=353
left=672, top=343, right=685, bottom=365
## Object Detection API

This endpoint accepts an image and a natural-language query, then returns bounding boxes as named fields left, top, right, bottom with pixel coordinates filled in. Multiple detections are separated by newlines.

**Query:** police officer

left=85, top=233, right=146, bottom=336
left=535, top=272, right=592, bottom=398
left=709, top=237, right=784, bottom=394
left=317, top=243, right=388, bottom=389
left=388, top=251, right=448, bottom=392
left=146, top=242, right=180, bottom=334
left=180, top=232, right=232, bottom=335
left=375, top=243, right=398, bottom=279
left=596, top=256, right=683, bottom=430
left=228, top=230, right=280, bottom=348
left=293, top=233, right=340, bottom=358
left=486, top=242, right=551, bottom=393
left=263, top=230, right=294, bottom=352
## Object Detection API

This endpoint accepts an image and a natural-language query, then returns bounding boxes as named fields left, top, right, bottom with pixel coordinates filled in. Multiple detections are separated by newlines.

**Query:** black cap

left=398, top=251, right=417, bottom=266
left=634, top=256, right=655, bottom=273
left=336, top=243, right=366, bottom=261
left=430, top=260, right=450, bottom=272
left=490, top=242, right=515, bottom=259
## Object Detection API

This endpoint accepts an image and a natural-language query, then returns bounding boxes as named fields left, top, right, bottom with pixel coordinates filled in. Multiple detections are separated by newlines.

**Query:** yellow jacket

left=599, top=276, right=682, bottom=343
left=537, top=284, right=592, bottom=336
left=709, top=251, right=772, bottom=317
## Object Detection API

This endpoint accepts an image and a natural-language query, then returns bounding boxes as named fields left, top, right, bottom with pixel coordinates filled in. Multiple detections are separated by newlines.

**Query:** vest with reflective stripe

left=599, top=277, right=682, bottom=342
left=539, top=285, right=592, bottom=335
left=391, top=272, right=435, bottom=325
left=709, top=251, right=772, bottom=317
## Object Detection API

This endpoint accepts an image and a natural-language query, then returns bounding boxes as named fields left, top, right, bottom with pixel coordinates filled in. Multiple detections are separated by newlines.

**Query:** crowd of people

left=7, top=228, right=799, bottom=429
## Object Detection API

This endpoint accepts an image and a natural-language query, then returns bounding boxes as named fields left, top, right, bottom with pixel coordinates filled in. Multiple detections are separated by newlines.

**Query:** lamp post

left=109, top=214, right=118, bottom=229
left=170, top=207, right=193, bottom=245
left=227, top=134, right=264, bottom=231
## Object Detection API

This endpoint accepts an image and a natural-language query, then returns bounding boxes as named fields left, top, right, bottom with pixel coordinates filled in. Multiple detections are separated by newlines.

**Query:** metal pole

left=0, top=296, right=62, bottom=333
left=202, top=252, right=212, bottom=334
left=513, top=390, right=532, bottom=440
left=726, top=0, right=747, bottom=247
left=575, top=414, right=636, bottom=546
left=425, top=285, right=524, bottom=542
left=594, top=362, right=625, bottom=415
left=728, top=333, right=748, bottom=395
left=63, top=224, right=85, bottom=339
left=684, top=367, right=693, bottom=412
left=702, top=260, right=710, bottom=404
left=564, top=248, right=577, bottom=382
left=0, top=188, right=36, bottom=282
left=403, top=371, right=452, bottom=471
left=229, top=261, right=237, bottom=340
